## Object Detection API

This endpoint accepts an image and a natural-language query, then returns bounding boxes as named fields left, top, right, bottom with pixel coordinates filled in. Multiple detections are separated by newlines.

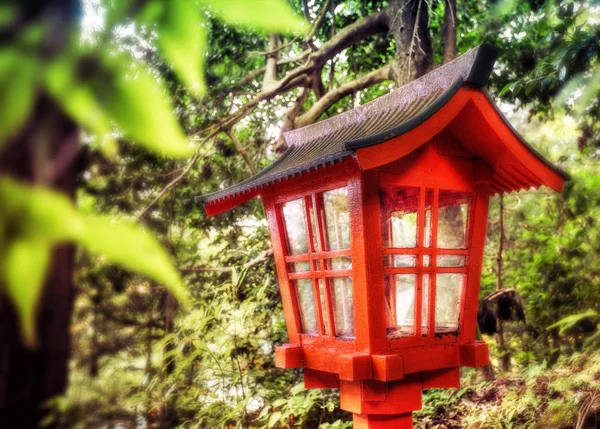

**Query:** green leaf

left=78, top=215, right=189, bottom=305
left=547, top=309, right=600, bottom=334
left=267, top=411, right=282, bottom=427
left=0, top=177, right=84, bottom=242
left=0, top=49, right=37, bottom=148
left=45, top=48, right=193, bottom=159
left=498, top=82, right=515, bottom=97
left=201, top=0, right=306, bottom=34
left=45, top=54, right=114, bottom=153
left=3, top=238, right=51, bottom=347
left=271, top=398, right=287, bottom=407
left=99, top=52, right=193, bottom=158
left=157, top=0, right=207, bottom=97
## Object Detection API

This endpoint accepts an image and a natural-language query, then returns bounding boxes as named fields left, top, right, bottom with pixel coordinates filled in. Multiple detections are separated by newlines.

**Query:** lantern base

left=353, top=413, right=413, bottom=429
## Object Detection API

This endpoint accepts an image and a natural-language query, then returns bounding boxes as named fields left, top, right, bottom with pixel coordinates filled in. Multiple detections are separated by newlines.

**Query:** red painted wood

left=459, top=341, right=490, bottom=367
left=348, top=175, right=371, bottom=352
left=354, top=413, right=414, bottom=429
left=275, top=344, right=303, bottom=368
left=461, top=184, right=490, bottom=343
left=304, top=368, right=340, bottom=388
left=359, top=170, right=388, bottom=353
left=371, top=354, right=404, bottom=381
left=339, top=353, right=372, bottom=381
left=355, top=88, right=477, bottom=171
left=420, top=367, right=460, bottom=388
left=262, top=192, right=302, bottom=343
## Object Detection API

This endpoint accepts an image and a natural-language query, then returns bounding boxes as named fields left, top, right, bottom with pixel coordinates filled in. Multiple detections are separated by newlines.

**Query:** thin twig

left=137, top=150, right=201, bottom=220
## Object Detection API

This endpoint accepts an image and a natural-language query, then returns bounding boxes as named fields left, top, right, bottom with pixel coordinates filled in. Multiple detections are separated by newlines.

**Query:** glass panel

left=332, top=277, right=354, bottom=337
left=383, top=254, right=417, bottom=268
left=424, top=189, right=433, bottom=248
left=435, top=273, right=464, bottom=333
left=282, top=199, right=308, bottom=255
left=318, top=279, right=330, bottom=336
left=309, top=203, right=320, bottom=252
left=296, top=279, right=318, bottom=334
left=288, top=261, right=310, bottom=272
left=380, top=186, right=419, bottom=248
left=423, top=254, right=431, bottom=267
left=422, top=274, right=430, bottom=336
left=323, top=187, right=350, bottom=250
left=385, top=274, right=416, bottom=338
left=438, top=190, right=470, bottom=249
left=437, top=255, right=467, bottom=267
left=328, top=257, right=352, bottom=270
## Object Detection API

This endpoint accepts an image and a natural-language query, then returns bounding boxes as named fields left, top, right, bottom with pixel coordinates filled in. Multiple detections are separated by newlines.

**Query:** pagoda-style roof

left=197, top=44, right=569, bottom=215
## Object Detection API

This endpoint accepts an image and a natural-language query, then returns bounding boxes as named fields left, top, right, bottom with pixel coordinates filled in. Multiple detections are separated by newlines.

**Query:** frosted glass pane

left=385, top=274, right=416, bottom=338
left=423, top=254, right=431, bottom=267
left=437, top=255, right=467, bottom=267
left=329, top=257, right=352, bottom=270
left=380, top=186, right=419, bottom=248
left=282, top=199, right=308, bottom=255
left=318, top=279, right=330, bottom=336
left=438, top=191, right=470, bottom=249
left=422, top=274, right=430, bottom=336
left=288, top=261, right=310, bottom=272
left=323, top=187, right=350, bottom=250
left=332, top=277, right=354, bottom=337
left=296, top=279, right=317, bottom=334
left=435, top=273, right=464, bottom=333
left=383, top=254, right=417, bottom=268
left=390, top=212, right=417, bottom=248
left=424, top=189, right=433, bottom=248
left=309, top=204, right=320, bottom=252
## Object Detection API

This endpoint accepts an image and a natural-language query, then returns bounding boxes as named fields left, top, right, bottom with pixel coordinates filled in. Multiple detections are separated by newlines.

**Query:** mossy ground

left=413, top=353, right=600, bottom=429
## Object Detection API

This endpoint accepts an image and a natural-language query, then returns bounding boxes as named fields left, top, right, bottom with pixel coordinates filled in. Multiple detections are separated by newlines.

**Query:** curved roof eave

left=196, top=44, right=501, bottom=212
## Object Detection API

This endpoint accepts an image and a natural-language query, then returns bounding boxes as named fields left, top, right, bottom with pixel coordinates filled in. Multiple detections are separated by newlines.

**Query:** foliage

left=0, top=0, right=304, bottom=347
left=2, top=0, right=600, bottom=427
left=412, top=353, right=600, bottom=428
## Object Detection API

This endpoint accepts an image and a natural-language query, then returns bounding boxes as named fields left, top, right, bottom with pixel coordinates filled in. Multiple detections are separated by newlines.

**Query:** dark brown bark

left=0, top=97, right=79, bottom=428
left=0, top=3, right=80, bottom=427
left=442, top=0, right=457, bottom=63
left=388, top=0, right=433, bottom=85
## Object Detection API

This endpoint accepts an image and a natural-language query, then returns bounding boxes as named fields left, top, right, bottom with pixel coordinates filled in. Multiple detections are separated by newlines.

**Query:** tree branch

left=274, top=86, right=309, bottom=153
left=137, top=150, right=201, bottom=220
left=296, top=64, right=392, bottom=127
left=197, top=10, right=390, bottom=139
left=227, top=130, right=256, bottom=175
left=262, top=34, right=279, bottom=91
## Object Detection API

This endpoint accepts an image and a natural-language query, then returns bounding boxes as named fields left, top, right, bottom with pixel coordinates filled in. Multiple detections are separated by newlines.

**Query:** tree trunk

left=0, top=2, right=80, bottom=426
left=0, top=97, right=79, bottom=428
left=442, top=0, right=457, bottom=64
left=388, top=0, right=433, bottom=85
left=496, top=194, right=511, bottom=372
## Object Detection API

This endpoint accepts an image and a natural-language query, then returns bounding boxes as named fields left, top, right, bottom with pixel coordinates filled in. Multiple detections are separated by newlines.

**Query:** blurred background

left=0, top=0, right=599, bottom=428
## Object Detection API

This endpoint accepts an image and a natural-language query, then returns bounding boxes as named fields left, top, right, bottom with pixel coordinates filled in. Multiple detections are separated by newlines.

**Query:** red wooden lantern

left=196, top=45, right=569, bottom=428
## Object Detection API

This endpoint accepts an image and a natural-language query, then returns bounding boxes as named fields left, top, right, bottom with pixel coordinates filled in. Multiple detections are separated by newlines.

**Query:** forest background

left=0, top=0, right=599, bottom=428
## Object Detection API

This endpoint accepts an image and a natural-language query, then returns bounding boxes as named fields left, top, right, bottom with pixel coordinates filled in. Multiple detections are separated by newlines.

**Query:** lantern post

left=195, top=44, right=569, bottom=428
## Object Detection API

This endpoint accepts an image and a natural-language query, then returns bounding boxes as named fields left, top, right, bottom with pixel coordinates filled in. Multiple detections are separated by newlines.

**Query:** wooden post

left=354, top=413, right=414, bottom=428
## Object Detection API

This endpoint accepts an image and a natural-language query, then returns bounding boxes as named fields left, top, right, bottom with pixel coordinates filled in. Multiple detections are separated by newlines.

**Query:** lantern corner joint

left=194, top=44, right=569, bottom=428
